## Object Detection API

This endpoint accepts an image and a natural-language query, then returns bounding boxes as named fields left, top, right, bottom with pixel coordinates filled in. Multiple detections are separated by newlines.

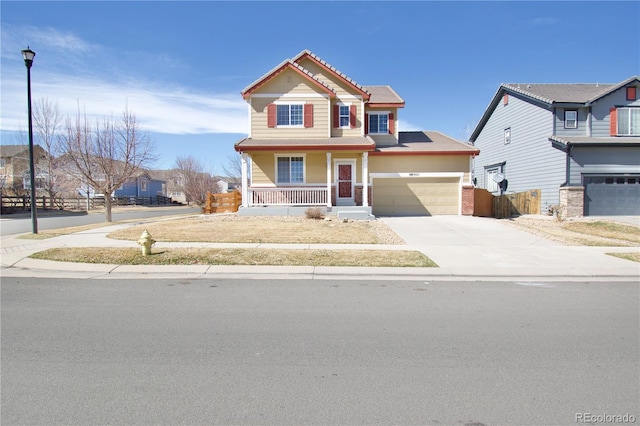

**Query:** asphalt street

left=0, top=205, right=201, bottom=236
left=2, top=277, right=638, bottom=425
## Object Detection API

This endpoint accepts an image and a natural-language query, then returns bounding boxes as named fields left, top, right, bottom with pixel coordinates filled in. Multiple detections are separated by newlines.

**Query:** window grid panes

left=617, top=108, right=640, bottom=135
left=339, top=105, right=350, bottom=127
left=277, top=105, right=303, bottom=126
left=368, top=113, right=388, bottom=134
left=277, top=157, right=304, bottom=183
left=565, top=111, right=577, bottom=129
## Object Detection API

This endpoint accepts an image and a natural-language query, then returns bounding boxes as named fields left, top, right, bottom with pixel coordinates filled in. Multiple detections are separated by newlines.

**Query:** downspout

left=565, top=143, right=573, bottom=186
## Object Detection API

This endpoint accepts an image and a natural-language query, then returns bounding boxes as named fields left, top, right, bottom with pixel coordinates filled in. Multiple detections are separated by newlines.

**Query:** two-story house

left=0, top=144, right=48, bottom=195
left=470, top=76, right=640, bottom=216
left=234, top=50, right=479, bottom=218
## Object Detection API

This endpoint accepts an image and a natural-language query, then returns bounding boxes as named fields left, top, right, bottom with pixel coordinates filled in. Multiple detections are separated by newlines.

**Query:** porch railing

left=250, top=187, right=328, bottom=206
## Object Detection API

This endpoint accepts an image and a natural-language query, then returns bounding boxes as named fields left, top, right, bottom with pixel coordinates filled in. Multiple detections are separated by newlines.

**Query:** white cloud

left=397, top=119, right=423, bottom=132
left=1, top=25, right=248, bottom=136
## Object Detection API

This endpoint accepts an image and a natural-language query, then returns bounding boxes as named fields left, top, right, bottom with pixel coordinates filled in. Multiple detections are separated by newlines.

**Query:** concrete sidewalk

left=1, top=216, right=638, bottom=281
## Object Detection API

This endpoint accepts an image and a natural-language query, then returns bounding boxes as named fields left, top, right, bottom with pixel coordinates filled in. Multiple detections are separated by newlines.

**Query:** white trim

left=361, top=100, right=366, bottom=136
left=367, top=111, right=390, bottom=134
left=326, top=152, right=332, bottom=206
left=362, top=152, right=369, bottom=206
left=273, top=100, right=306, bottom=105
left=369, top=172, right=464, bottom=179
left=337, top=103, right=351, bottom=129
left=251, top=93, right=329, bottom=99
left=336, top=94, right=363, bottom=101
left=247, top=101, right=252, bottom=138
left=274, top=154, right=306, bottom=185
left=369, top=172, right=464, bottom=215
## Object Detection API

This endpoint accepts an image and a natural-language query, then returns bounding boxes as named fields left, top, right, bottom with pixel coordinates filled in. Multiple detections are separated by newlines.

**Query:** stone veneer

left=559, top=186, right=584, bottom=218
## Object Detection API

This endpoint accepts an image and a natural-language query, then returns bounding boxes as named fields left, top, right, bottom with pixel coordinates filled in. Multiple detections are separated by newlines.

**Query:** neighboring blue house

left=114, top=173, right=166, bottom=198
left=470, top=76, right=640, bottom=216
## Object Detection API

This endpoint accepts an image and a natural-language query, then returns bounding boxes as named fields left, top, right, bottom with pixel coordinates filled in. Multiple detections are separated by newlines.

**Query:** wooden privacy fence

left=203, top=190, right=241, bottom=214
left=473, top=189, right=541, bottom=218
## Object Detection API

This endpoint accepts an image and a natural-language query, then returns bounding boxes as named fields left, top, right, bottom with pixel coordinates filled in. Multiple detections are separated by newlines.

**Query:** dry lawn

left=504, top=216, right=640, bottom=247
left=30, top=247, right=436, bottom=267
left=108, top=215, right=405, bottom=245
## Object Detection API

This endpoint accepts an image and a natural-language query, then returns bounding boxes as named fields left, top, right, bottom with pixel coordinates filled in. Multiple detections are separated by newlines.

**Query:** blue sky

left=2, top=1, right=639, bottom=173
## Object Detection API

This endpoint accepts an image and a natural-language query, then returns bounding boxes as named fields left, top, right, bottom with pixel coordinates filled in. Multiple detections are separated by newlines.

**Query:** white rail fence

left=250, top=187, right=328, bottom=206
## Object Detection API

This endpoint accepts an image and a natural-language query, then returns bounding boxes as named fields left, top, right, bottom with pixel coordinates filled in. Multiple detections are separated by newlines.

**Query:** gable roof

left=241, top=50, right=405, bottom=106
left=292, top=50, right=371, bottom=100
left=241, top=59, right=336, bottom=100
left=470, top=76, right=640, bottom=142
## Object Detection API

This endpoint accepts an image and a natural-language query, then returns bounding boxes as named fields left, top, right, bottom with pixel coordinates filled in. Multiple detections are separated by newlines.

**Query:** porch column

left=362, top=151, right=368, bottom=206
left=241, top=152, right=249, bottom=208
left=326, top=152, right=332, bottom=207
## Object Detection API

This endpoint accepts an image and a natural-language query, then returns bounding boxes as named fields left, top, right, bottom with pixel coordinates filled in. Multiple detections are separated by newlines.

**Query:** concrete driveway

left=380, top=215, right=640, bottom=278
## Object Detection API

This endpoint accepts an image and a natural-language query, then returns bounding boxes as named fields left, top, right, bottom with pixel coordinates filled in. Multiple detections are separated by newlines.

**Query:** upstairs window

left=368, top=113, right=388, bottom=134
left=504, top=127, right=511, bottom=144
left=617, top=108, right=640, bottom=136
left=339, top=105, right=350, bottom=128
left=276, top=156, right=304, bottom=184
left=277, top=104, right=303, bottom=126
left=564, top=110, right=578, bottom=129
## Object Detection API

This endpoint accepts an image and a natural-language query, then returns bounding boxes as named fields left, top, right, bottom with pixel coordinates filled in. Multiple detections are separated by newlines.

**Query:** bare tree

left=222, top=153, right=242, bottom=187
left=174, top=155, right=219, bottom=206
left=59, top=106, right=156, bottom=222
left=33, top=97, right=62, bottom=207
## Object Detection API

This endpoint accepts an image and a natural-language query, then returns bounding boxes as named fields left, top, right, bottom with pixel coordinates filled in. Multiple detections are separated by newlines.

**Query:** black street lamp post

left=22, top=46, right=38, bottom=234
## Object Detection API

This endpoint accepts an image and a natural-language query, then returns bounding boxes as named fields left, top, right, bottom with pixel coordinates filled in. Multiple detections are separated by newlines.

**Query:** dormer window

left=564, top=110, right=578, bottom=129
left=368, top=113, right=389, bottom=134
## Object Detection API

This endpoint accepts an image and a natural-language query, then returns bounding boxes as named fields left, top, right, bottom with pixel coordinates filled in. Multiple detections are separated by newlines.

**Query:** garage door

left=373, top=177, right=459, bottom=216
left=584, top=175, right=640, bottom=216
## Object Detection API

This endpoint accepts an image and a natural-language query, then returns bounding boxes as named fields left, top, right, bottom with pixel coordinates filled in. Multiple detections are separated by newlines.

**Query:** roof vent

left=527, top=84, right=531, bottom=89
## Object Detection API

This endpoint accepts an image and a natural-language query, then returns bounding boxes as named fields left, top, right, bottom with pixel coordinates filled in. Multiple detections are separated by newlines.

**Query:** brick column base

left=461, top=185, right=474, bottom=215
left=559, top=186, right=584, bottom=218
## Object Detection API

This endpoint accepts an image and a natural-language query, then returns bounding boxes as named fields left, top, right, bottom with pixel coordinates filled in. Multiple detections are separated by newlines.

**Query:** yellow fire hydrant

left=137, top=229, right=156, bottom=256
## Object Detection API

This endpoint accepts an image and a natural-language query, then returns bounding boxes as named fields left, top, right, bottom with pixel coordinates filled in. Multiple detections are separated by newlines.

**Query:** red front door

left=337, top=162, right=354, bottom=205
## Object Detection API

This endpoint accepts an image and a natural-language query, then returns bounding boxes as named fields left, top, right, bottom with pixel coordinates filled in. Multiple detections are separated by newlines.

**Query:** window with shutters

left=368, top=113, right=388, bottom=134
left=339, top=105, right=350, bottom=128
left=277, top=104, right=303, bottom=126
left=617, top=108, right=640, bottom=136
left=276, top=155, right=305, bottom=184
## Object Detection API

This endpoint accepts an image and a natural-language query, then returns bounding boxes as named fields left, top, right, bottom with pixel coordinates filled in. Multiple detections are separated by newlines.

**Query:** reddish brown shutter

left=388, top=113, right=395, bottom=134
left=333, top=105, right=339, bottom=128
left=364, top=114, right=369, bottom=135
left=304, top=104, right=313, bottom=128
left=350, top=105, right=356, bottom=129
left=627, top=87, right=637, bottom=101
left=609, top=107, right=617, bottom=136
left=267, top=104, right=276, bottom=128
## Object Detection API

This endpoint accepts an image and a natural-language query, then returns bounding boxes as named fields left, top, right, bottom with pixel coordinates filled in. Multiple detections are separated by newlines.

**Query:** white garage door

left=372, top=177, right=460, bottom=216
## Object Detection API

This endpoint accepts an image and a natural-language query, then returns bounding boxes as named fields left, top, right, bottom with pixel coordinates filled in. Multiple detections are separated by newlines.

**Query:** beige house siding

left=249, top=69, right=330, bottom=139
left=330, top=101, right=363, bottom=138
left=296, top=58, right=364, bottom=99
left=250, top=151, right=369, bottom=186
left=370, top=155, right=471, bottom=182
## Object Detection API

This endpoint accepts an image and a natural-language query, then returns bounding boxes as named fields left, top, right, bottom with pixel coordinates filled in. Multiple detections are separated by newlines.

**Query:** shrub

left=305, top=207, right=325, bottom=220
